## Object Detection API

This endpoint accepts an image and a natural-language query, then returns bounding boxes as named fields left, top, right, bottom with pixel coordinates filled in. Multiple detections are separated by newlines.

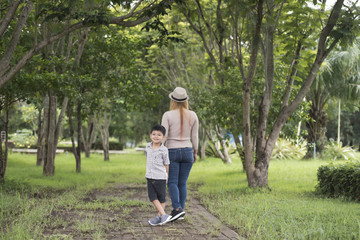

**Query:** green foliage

left=316, top=160, right=360, bottom=201
left=37, top=1, right=112, bottom=25
left=205, top=139, right=236, bottom=158
left=141, top=17, right=185, bottom=46
left=326, top=103, right=360, bottom=147
left=9, top=129, right=37, bottom=148
left=322, top=139, right=356, bottom=161
left=271, top=138, right=305, bottom=160
left=93, top=140, right=124, bottom=150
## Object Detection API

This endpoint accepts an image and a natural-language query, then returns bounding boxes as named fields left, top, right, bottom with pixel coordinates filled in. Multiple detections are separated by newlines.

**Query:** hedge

left=92, top=141, right=124, bottom=150
left=316, top=160, right=360, bottom=201
left=57, top=142, right=124, bottom=152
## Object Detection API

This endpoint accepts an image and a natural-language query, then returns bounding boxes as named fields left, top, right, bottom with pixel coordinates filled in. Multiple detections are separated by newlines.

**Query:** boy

left=145, top=124, right=171, bottom=226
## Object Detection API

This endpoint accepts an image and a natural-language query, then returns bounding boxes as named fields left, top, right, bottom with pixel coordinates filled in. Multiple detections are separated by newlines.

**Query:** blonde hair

left=170, top=100, right=189, bottom=138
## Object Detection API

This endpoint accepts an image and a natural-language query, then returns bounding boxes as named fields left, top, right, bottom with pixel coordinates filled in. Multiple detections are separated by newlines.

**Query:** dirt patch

left=43, top=184, right=241, bottom=240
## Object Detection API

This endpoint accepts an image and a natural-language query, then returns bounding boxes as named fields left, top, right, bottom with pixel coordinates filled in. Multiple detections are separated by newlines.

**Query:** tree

left=305, top=39, right=360, bottom=158
left=0, top=0, right=178, bottom=180
left=142, top=11, right=234, bottom=163
left=0, top=78, right=31, bottom=182
left=0, top=0, right=178, bottom=90
left=177, top=0, right=359, bottom=187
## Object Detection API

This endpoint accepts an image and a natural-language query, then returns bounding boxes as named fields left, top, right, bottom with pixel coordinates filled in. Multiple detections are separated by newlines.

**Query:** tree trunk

left=40, top=96, right=49, bottom=166
left=215, top=125, right=232, bottom=164
left=96, top=105, right=111, bottom=161
left=43, top=94, right=56, bottom=176
left=241, top=0, right=264, bottom=187
left=0, top=1, right=34, bottom=77
left=41, top=94, right=68, bottom=175
left=0, top=102, right=9, bottom=183
left=337, top=99, right=341, bottom=145
left=36, top=106, right=44, bottom=166
left=0, top=1, right=21, bottom=38
left=0, top=140, right=3, bottom=184
left=204, top=127, right=229, bottom=163
left=102, top=135, right=110, bottom=161
left=247, top=155, right=270, bottom=187
left=199, top=125, right=207, bottom=159
left=81, top=115, right=96, bottom=158
left=304, top=90, right=327, bottom=159
left=99, top=124, right=110, bottom=161
left=68, top=104, right=81, bottom=172
left=232, top=132, right=246, bottom=171
left=76, top=102, right=82, bottom=172
left=101, top=121, right=110, bottom=162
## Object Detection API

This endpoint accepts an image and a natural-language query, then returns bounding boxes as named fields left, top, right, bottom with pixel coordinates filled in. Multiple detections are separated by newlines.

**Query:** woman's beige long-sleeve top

left=161, top=109, right=199, bottom=150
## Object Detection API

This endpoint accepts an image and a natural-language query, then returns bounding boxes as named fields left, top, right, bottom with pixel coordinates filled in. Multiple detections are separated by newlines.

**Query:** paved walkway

left=44, top=184, right=242, bottom=239
left=96, top=185, right=241, bottom=240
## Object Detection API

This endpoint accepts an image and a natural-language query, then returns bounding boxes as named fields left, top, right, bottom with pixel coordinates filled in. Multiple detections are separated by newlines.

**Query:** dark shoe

left=170, top=208, right=185, bottom=222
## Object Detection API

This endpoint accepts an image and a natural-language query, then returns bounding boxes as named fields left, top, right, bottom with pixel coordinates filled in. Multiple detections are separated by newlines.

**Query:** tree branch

left=180, top=4, right=219, bottom=75
left=282, top=40, right=302, bottom=108
left=267, top=0, right=345, bottom=154
left=0, top=0, right=176, bottom=89
left=0, top=0, right=21, bottom=38
left=0, top=1, right=33, bottom=76
left=243, top=0, right=264, bottom=174
left=195, top=0, right=220, bottom=46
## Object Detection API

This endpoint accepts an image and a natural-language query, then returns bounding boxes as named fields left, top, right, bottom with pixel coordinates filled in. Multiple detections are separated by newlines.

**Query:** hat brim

left=169, top=93, right=188, bottom=102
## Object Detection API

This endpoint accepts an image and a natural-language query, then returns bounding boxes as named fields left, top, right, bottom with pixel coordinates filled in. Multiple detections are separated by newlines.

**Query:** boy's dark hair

left=151, top=124, right=166, bottom=135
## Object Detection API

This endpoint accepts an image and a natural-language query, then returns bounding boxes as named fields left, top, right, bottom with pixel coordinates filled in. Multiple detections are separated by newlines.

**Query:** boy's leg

left=155, top=180, right=171, bottom=225
left=152, top=200, right=166, bottom=216
left=161, top=202, right=166, bottom=213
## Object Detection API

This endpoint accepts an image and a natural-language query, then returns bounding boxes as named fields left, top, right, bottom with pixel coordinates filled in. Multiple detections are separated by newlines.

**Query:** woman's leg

left=178, top=162, right=193, bottom=210
left=168, top=149, right=181, bottom=210
left=178, top=148, right=193, bottom=210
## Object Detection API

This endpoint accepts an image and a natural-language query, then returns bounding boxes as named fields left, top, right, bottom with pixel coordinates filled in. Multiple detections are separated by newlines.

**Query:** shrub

left=93, top=141, right=124, bottom=150
left=9, top=129, right=37, bottom=148
left=316, top=160, right=360, bottom=201
left=271, top=138, right=305, bottom=160
left=321, top=139, right=356, bottom=161
left=205, top=140, right=236, bottom=158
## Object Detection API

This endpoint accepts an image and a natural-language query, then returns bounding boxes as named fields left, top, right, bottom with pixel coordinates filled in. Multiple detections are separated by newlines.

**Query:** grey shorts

left=147, top=178, right=166, bottom=203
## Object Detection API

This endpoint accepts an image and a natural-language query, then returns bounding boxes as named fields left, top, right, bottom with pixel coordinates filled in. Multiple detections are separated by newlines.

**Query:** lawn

left=1, top=151, right=359, bottom=239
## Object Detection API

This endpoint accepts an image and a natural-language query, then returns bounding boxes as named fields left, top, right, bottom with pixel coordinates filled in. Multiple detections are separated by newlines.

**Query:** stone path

left=44, top=184, right=242, bottom=239
left=95, top=185, right=241, bottom=240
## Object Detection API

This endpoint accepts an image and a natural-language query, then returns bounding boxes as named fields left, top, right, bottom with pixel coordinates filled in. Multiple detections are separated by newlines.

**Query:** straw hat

left=168, top=87, right=189, bottom=102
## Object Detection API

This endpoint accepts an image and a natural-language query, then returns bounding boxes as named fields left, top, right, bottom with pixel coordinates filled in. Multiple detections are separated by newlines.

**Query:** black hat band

left=171, top=95, right=188, bottom=102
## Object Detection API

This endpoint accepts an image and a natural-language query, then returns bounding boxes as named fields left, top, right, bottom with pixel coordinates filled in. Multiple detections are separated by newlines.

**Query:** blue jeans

left=167, top=148, right=194, bottom=210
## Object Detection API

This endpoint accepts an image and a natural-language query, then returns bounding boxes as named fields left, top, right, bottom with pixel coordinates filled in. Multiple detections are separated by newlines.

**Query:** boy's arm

left=165, top=164, right=169, bottom=183
left=165, top=164, right=169, bottom=178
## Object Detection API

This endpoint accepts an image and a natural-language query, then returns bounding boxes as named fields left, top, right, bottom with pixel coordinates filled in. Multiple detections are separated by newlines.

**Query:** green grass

left=191, top=155, right=360, bottom=240
left=1, top=151, right=360, bottom=239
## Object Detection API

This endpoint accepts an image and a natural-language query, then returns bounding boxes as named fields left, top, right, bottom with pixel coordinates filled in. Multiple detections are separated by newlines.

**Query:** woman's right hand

left=193, top=150, right=198, bottom=163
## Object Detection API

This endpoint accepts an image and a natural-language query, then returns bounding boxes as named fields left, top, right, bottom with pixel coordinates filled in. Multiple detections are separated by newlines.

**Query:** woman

left=161, top=87, right=199, bottom=222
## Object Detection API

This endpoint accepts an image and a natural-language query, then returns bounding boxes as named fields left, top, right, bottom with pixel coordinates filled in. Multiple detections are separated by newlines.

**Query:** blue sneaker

left=159, top=214, right=171, bottom=225
left=148, top=215, right=161, bottom=226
